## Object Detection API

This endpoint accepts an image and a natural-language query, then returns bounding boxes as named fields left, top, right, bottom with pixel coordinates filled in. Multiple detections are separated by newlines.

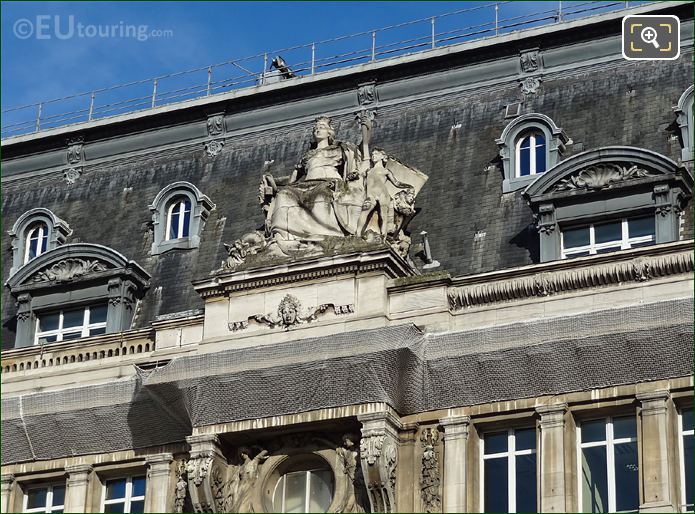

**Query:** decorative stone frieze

left=29, top=258, right=107, bottom=283
left=358, top=410, right=403, bottom=513
left=420, top=427, right=441, bottom=513
left=448, top=245, right=693, bottom=310
left=552, top=163, right=656, bottom=192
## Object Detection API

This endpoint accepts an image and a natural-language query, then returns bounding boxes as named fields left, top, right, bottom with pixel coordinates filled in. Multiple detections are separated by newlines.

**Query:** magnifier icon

left=640, top=26, right=660, bottom=48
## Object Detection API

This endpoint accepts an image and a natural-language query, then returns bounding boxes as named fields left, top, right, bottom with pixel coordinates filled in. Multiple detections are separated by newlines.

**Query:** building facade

left=1, top=2, right=693, bottom=513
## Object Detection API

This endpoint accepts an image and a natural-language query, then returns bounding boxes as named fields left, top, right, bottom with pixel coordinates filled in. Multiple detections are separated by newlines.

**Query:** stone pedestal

left=358, top=410, right=403, bottom=513
left=0, top=474, right=15, bottom=514
left=439, top=415, right=470, bottom=513
left=64, top=464, right=92, bottom=513
left=145, top=453, right=174, bottom=513
left=536, top=403, right=568, bottom=512
left=637, top=391, right=676, bottom=513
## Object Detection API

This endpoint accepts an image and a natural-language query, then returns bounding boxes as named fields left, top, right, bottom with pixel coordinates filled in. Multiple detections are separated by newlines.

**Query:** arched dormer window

left=8, top=208, right=71, bottom=276
left=516, top=130, right=546, bottom=177
left=496, top=113, right=568, bottom=192
left=674, top=85, right=694, bottom=162
left=166, top=197, right=192, bottom=241
left=149, top=182, right=215, bottom=255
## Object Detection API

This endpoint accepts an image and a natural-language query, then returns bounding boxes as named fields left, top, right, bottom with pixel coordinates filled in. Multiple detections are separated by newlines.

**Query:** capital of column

left=636, top=390, right=670, bottom=416
left=65, top=464, right=92, bottom=486
left=536, top=403, right=568, bottom=428
left=186, top=434, right=223, bottom=459
left=146, top=453, right=174, bottom=476
left=0, top=474, right=15, bottom=490
left=439, top=415, right=470, bottom=441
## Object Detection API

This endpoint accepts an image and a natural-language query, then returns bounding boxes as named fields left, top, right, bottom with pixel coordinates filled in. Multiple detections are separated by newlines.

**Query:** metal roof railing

left=1, top=1, right=646, bottom=139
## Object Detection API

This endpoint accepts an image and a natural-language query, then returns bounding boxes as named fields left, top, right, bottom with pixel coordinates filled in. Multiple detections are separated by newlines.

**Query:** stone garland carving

left=30, top=258, right=108, bottom=283
left=63, top=167, right=83, bottom=185
left=219, top=115, right=428, bottom=271
left=519, top=49, right=540, bottom=73
left=552, top=163, right=656, bottom=192
left=448, top=250, right=693, bottom=309
left=205, top=140, right=225, bottom=158
left=420, top=428, right=441, bottom=513
left=519, top=77, right=542, bottom=95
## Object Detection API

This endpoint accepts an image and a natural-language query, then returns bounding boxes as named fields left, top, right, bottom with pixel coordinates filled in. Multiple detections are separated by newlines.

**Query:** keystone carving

left=552, top=163, right=656, bottom=192
left=420, top=428, right=441, bottom=513
left=220, top=115, right=428, bottom=271
left=30, top=258, right=108, bottom=283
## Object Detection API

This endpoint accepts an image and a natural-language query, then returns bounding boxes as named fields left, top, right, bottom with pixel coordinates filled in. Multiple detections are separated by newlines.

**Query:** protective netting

left=2, top=297, right=692, bottom=465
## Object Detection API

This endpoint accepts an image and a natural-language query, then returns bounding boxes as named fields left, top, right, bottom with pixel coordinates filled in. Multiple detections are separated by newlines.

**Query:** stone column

left=1, top=474, right=15, bottom=514
left=439, top=415, right=470, bottom=513
left=536, top=403, right=568, bottom=512
left=636, top=390, right=676, bottom=513
left=358, top=410, right=403, bottom=513
left=64, top=464, right=92, bottom=513
left=145, top=453, right=174, bottom=513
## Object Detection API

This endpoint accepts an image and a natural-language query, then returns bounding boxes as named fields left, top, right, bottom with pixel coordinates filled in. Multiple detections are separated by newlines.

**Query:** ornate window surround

left=149, top=181, right=215, bottom=255
left=496, top=113, right=569, bottom=193
left=524, top=146, right=693, bottom=263
left=8, top=208, right=72, bottom=277
left=675, top=85, right=694, bottom=162
left=5, top=243, right=150, bottom=348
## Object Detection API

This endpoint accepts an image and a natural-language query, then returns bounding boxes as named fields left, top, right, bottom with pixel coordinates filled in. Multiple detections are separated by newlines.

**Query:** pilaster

left=1, top=474, right=15, bottom=514
left=145, top=453, right=174, bottom=513
left=64, top=464, right=92, bottom=513
left=439, top=415, right=470, bottom=513
left=536, top=403, right=568, bottom=512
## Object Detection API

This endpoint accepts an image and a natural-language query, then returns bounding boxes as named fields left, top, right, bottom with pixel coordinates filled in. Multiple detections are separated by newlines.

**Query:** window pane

left=563, top=227, right=590, bottom=249
left=515, top=428, right=536, bottom=451
left=39, top=313, right=60, bottom=332
left=484, top=458, right=508, bottom=513
left=594, top=221, right=621, bottom=244
left=284, top=471, right=307, bottom=513
left=26, top=488, right=47, bottom=509
left=308, top=470, right=333, bottom=513
left=52, top=485, right=65, bottom=506
left=182, top=200, right=191, bottom=238
left=484, top=431, right=508, bottom=454
left=105, top=479, right=126, bottom=500
left=613, top=417, right=636, bottom=440
left=519, top=147, right=531, bottom=176
left=130, top=500, right=145, bottom=513
left=535, top=136, right=546, bottom=173
left=581, top=419, right=606, bottom=443
left=273, top=476, right=285, bottom=512
left=38, top=335, right=58, bottom=344
left=566, top=251, right=590, bottom=259
left=131, top=476, right=146, bottom=498
left=520, top=136, right=532, bottom=149
left=614, top=441, right=639, bottom=512
left=684, top=434, right=693, bottom=508
left=103, top=502, right=125, bottom=513
left=582, top=446, right=608, bottom=513
left=683, top=410, right=694, bottom=432
left=89, top=327, right=107, bottom=337
left=51, top=510, right=63, bottom=513
left=595, top=246, right=620, bottom=255
left=40, top=232, right=48, bottom=254
left=61, top=331, right=82, bottom=341
left=62, top=308, right=84, bottom=329
left=628, top=217, right=655, bottom=239
left=516, top=453, right=537, bottom=513
left=90, top=305, right=108, bottom=324
left=169, top=210, right=180, bottom=239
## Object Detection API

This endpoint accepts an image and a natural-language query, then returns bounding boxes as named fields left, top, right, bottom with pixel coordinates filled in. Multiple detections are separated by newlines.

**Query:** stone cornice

left=193, top=249, right=415, bottom=299
left=448, top=241, right=693, bottom=310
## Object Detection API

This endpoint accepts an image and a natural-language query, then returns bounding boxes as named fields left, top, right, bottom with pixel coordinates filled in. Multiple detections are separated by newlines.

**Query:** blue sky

left=0, top=1, right=624, bottom=134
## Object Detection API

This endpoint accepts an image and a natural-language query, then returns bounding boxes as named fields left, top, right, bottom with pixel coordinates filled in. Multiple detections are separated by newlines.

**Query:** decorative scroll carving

left=220, top=115, right=428, bottom=271
left=359, top=412, right=401, bottom=513
left=205, top=140, right=224, bottom=157
left=63, top=167, right=82, bottom=184
left=519, top=77, right=542, bottom=95
left=30, top=258, right=108, bottom=283
left=334, top=304, right=355, bottom=315
left=174, top=461, right=188, bottom=513
left=448, top=250, right=693, bottom=310
left=552, top=163, right=656, bottom=192
left=207, top=115, right=225, bottom=136
left=357, top=82, right=377, bottom=106
left=67, top=137, right=84, bottom=165
left=420, top=428, right=441, bottom=513
left=519, top=49, right=540, bottom=73
left=254, top=294, right=330, bottom=330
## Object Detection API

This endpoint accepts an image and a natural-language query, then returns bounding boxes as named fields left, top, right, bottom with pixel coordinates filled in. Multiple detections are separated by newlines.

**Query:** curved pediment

left=6, top=243, right=150, bottom=291
left=524, top=146, right=691, bottom=199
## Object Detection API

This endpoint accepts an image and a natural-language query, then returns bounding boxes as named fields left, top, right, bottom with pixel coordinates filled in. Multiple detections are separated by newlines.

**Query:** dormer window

left=561, top=216, right=656, bottom=259
left=149, top=182, right=215, bottom=255
left=516, top=131, right=546, bottom=177
left=9, top=208, right=71, bottom=276
left=24, top=221, right=49, bottom=263
left=496, top=113, right=568, bottom=192
left=35, top=304, right=108, bottom=344
left=166, top=197, right=192, bottom=240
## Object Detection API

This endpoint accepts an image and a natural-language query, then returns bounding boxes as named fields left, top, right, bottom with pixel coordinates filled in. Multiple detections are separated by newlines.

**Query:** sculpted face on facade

left=221, top=115, right=428, bottom=271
